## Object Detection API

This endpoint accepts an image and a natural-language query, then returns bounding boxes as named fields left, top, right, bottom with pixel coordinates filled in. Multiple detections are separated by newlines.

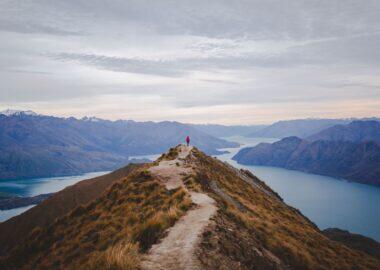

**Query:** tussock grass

left=135, top=201, right=191, bottom=252
left=183, top=174, right=202, bottom=192
left=82, top=242, right=140, bottom=270
left=0, top=169, right=192, bottom=270
left=157, top=146, right=180, bottom=161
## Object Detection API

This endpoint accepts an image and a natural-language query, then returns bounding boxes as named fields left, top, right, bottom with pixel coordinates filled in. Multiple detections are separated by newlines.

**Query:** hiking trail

left=141, top=145, right=217, bottom=270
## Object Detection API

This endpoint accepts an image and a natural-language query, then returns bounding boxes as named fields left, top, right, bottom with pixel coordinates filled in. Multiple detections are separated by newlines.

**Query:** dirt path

left=141, top=145, right=217, bottom=270
left=148, top=145, right=193, bottom=190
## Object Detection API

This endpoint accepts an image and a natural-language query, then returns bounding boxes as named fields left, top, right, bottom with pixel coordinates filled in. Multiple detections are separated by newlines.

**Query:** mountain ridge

left=0, top=145, right=379, bottom=269
left=307, top=120, right=380, bottom=142
left=190, top=123, right=267, bottom=137
left=0, top=113, right=237, bottom=180
left=247, top=118, right=380, bottom=138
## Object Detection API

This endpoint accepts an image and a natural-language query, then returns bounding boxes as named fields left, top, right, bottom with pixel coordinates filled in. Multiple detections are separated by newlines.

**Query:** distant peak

left=81, top=116, right=103, bottom=122
left=281, top=136, right=302, bottom=142
left=0, top=109, right=38, bottom=116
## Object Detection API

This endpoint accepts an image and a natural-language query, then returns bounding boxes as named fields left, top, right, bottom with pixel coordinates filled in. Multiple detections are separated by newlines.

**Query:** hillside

left=323, top=228, right=380, bottom=261
left=233, top=137, right=380, bottom=186
left=307, top=120, right=380, bottom=142
left=0, top=163, right=143, bottom=256
left=248, top=119, right=352, bottom=138
left=0, top=112, right=237, bottom=180
left=0, top=193, right=53, bottom=210
left=0, top=146, right=379, bottom=269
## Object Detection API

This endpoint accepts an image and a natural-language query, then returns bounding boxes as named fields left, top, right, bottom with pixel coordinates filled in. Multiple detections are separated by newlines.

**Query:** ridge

left=0, top=145, right=379, bottom=270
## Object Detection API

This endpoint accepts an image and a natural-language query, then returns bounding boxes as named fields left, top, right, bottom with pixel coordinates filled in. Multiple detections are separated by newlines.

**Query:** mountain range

left=0, top=146, right=379, bottom=269
left=233, top=121, right=380, bottom=186
left=190, top=123, right=266, bottom=137
left=247, top=118, right=380, bottom=139
left=0, top=111, right=237, bottom=180
left=307, top=120, right=380, bottom=142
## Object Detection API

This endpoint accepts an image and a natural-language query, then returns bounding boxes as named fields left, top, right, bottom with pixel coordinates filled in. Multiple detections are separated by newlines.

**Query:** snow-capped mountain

left=0, top=109, right=38, bottom=116
left=81, top=116, right=103, bottom=122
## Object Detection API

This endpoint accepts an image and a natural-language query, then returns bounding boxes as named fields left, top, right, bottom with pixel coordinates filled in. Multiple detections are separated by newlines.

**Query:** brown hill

left=0, top=146, right=379, bottom=269
left=323, top=228, right=380, bottom=260
left=0, top=163, right=143, bottom=256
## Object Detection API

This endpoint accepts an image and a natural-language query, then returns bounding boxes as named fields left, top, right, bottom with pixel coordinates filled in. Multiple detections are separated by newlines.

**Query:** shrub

left=83, top=242, right=140, bottom=270
left=134, top=218, right=163, bottom=252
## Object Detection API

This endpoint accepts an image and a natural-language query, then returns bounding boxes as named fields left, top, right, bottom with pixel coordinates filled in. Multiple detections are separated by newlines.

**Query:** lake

left=0, top=171, right=109, bottom=222
left=217, top=136, right=380, bottom=242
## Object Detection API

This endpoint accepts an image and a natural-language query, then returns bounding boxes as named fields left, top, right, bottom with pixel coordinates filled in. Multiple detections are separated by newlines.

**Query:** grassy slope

left=323, top=228, right=380, bottom=261
left=191, top=148, right=380, bottom=270
left=0, top=164, right=142, bottom=256
left=0, top=167, right=192, bottom=270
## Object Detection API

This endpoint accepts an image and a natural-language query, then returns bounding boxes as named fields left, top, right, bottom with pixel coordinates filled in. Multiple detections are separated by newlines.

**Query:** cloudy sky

left=0, top=0, right=379, bottom=124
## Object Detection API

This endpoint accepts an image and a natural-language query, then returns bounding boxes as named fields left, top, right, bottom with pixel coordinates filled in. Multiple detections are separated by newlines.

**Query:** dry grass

left=157, top=146, right=180, bottom=161
left=82, top=242, right=140, bottom=270
left=182, top=174, right=202, bottom=192
left=0, top=163, right=143, bottom=256
left=191, top=148, right=380, bottom=270
left=0, top=169, right=192, bottom=270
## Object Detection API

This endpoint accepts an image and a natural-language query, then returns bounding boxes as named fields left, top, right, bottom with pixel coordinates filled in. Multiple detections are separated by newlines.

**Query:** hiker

left=186, top=136, right=190, bottom=146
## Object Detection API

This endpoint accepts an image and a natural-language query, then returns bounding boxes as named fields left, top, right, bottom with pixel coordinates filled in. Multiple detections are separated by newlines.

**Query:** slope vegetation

left=0, top=163, right=192, bottom=269
left=191, top=149, right=380, bottom=269
left=0, top=163, right=142, bottom=255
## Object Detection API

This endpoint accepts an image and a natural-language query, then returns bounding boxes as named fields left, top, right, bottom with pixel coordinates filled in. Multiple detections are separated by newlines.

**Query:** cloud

left=53, top=53, right=187, bottom=77
left=0, top=0, right=379, bottom=123
left=0, top=20, right=83, bottom=36
left=50, top=31, right=380, bottom=78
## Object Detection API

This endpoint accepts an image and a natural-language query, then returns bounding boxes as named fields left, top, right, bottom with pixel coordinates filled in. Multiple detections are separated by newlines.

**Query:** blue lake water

left=0, top=205, right=36, bottom=222
left=217, top=136, right=380, bottom=242
left=0, top=171, right=109, bottom=222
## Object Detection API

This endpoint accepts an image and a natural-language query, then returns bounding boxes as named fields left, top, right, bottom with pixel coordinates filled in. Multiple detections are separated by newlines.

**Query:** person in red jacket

left=186, top=136, right=190, bottom=146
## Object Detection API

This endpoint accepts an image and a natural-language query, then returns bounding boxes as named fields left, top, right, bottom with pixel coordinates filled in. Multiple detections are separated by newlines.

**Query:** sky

left=0, top=0, right=380, bottom=124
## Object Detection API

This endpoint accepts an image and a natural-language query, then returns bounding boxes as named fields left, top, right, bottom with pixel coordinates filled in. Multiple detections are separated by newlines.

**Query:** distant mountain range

left=247, top=118, right=380, bottom=139
left=190, top=123, right=266, bottom=137
left=233, top=121, right=380, bottom=186
left=0, top=111, right=237, bottom=180
left=307, top=120, right=380, bottom=142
